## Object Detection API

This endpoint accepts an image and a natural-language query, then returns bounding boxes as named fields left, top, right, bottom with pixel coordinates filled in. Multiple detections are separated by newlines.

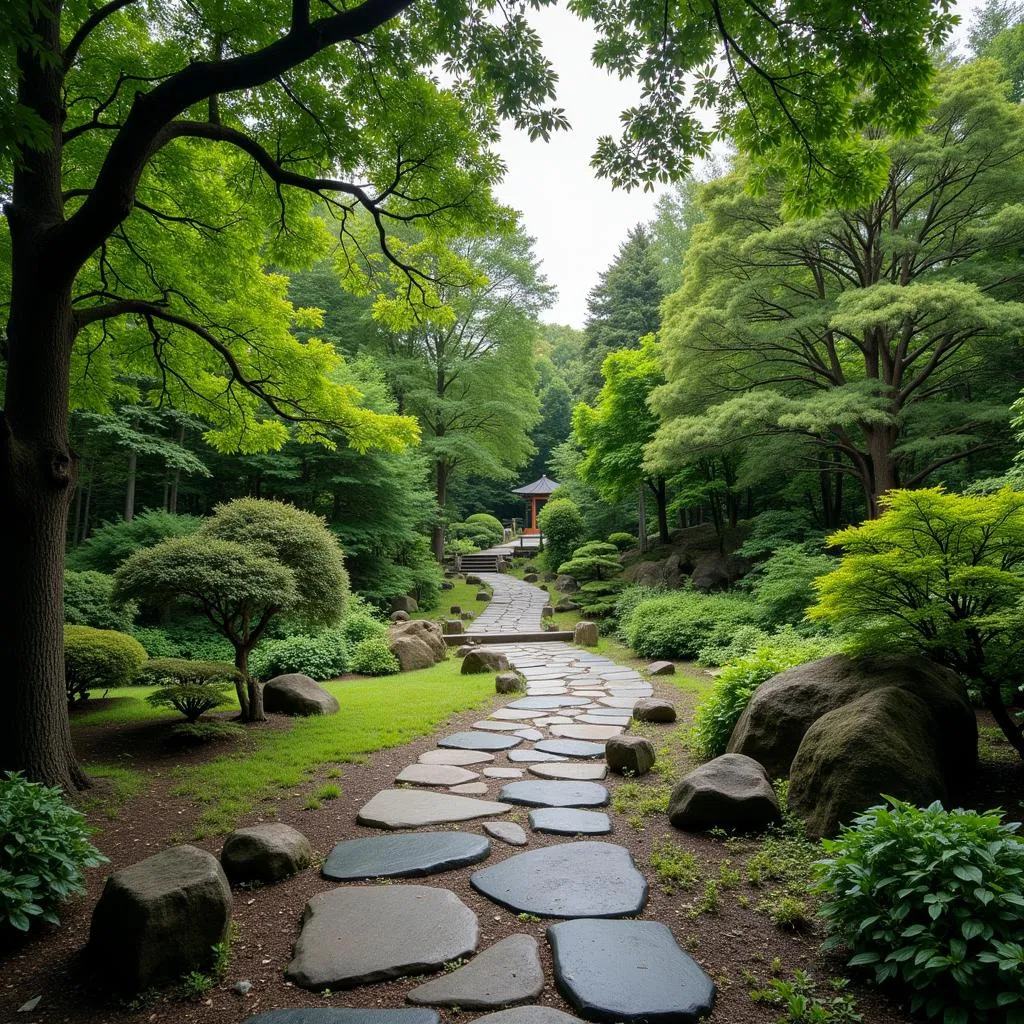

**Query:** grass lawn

left=71, top=661, right=495, bottom=837
left=411, top=579, right=492, bottom=624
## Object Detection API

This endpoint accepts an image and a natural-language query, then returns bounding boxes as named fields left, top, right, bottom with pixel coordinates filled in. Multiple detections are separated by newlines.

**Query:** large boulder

left=388, top=619, right=447, bottom=672
left=555, top=575, right=578, bottom=593
left=221, top=823, right=312, bottom=884
left=388, top=635, right=435, bottom=672
left=263, top=674, right=339, bottom=716
left=462, top=649, right=511, bottom=674
left=605, top=735, right=656, bottom=776
left=632, top=698, right=676, bottom=723
left=391, top=595, right=419, bottom=613
left=622, top=554, right=685, bottom=590
left=496, top=671, right=526, bottom=694
left=789, top=688, right=947, bottom=838
left=727, top=653, right=976, bottom=780
left=88, top=845, right=232, bottom=991
left=573, top=622, right=599, bottom=647
left=690, top=551, right=746, bottom=592
left=668, top=754, right=781, bottom=832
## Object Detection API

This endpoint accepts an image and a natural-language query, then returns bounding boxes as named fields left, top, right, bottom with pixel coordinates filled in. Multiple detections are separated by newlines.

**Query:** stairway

left=459, top=553, right=501, bottom=573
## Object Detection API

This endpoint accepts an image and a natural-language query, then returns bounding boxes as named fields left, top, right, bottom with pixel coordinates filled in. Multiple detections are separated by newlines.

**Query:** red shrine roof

left=512, top=474, right=561, bottom=496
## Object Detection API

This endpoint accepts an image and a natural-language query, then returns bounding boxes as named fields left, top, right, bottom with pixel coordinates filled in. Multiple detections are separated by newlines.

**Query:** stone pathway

left=260, top=572, right=716, bottom=1024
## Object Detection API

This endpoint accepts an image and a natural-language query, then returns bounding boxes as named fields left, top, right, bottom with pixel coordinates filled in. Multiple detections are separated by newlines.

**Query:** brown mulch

left=3, top=678, right=1021, bottom=1024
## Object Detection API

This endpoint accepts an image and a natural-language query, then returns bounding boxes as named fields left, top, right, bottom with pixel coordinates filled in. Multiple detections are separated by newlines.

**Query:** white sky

left=494, top=0, right=985, bottom=328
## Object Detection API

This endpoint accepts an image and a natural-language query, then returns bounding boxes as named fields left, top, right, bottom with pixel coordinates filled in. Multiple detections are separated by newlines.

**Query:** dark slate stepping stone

left=499, top=781, right=609, bottom=808
left=507, top=697, right=591, bottom=710
left=470, top=842, right=647, bottom=919
left=286, top=886, right=478, bottom=989
left=534, top=739, right=605, bottom=760
left=508, top=749, right=569, bottom=763
left=247, top=1012, right=440, bottom=1024
left=322, top=832, right=491, bottom=881
left=439, top=732, right=523, bottom=751
left=407, top=934, right=543, bottom=1007
left=529, top=808, right=612, bottom=836
left=469, top=1011, right=587, bottom=1024
left=547, top=920, right=716, bottom=1023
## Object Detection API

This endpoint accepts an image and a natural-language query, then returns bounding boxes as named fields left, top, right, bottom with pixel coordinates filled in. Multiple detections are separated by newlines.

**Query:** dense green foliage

left=608, top=533, right=636, bottom=551
left=0, top=773, right=107, bottom=933
left=67, top=511, right=202, bottom=575
left=63, top=570, right=137, bottom=632
left=145, top=676, right=236, bottom=723
left=63, top=625, right=147, bottom=703
left=815, top=800, right=1024, bottom=1023
left=350, top=637, right=400, bottom=676
left=250, top=631, right=350, bottom=682
left=537, top=497, right=586, bottom=572
left=745, top=544, right=836, bottom=628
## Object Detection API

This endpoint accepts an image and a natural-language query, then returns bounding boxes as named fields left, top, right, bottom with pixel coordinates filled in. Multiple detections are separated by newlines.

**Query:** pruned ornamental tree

left=810, top=487, right=1024, bottom=758
left=1, top=0, right=959, bottom=791
left=116, top=499, right=348, bottom=721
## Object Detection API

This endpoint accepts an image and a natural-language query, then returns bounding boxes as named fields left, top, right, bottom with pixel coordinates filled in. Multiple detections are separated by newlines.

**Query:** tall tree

left=525, top=356, right=574, bottom=480
left=649, top=61, right=1024, bottom=520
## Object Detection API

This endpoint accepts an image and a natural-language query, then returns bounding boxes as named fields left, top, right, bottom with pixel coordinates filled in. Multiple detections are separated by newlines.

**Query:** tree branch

left=63, top=0, right=138, bottom=71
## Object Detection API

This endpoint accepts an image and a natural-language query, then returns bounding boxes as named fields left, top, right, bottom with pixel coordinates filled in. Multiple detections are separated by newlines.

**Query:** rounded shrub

left=340, top=612, right=388, bottom=647
left=250, top=630, right=349, bottom=681
left=135, top=658, right=242, bottom=687
left=145, top=680, right=235, bottom=722
left=608, top=532, right=637, bottom=551
left=64, top=625, right=147, bottom=703
left=537, top=497, right=586, bottom=573
left=465, top=513, right=504, bottom=544
left=815, top=799, right=1024, bottom=1022
left=0, top=771, right=108, bottom=933
left=350, top=636, right=400, bottom=676
left=63, top=569, right=137, bottom=632
left=572, top=541, right=620, bottom=558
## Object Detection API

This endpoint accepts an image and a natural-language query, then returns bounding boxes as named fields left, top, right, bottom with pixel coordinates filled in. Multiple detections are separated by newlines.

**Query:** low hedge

left=64, top=625, right=147, bottom=703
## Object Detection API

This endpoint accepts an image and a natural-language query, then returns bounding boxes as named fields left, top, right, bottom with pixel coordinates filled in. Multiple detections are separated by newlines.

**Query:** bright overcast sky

left=494, top=0, right=985, bottom=328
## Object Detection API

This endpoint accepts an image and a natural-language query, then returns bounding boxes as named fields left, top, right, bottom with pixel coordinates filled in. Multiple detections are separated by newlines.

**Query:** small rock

left=221, top=823, right=312, bottom=884
left=450, top=605, right=463, bottom=615
left=646, top=661, right=675, bottom=676
left=443, top=620, right=463, bottom=635
left=555, top=575, right=578, bottom=593
left=391, top=610, right=410, bottom=622
left=391, top=595, right=419, bottom=613
left=544, top=623, right=560, bottom=632
left=605, top=735, right=656, bottom=776
left=465, top=574, right=483, bottom=586
left=476, top=591, right=491, bottom=602
left=462, top=649, right=511, bottom=674
left=541, top=605, right=554, bottom=617
left=668, top=753, right=781, bottom=832
left=632, top=698, right=677, bottom=723
left=554, top=599, right=579, bottom=612
left=441, top=581, right=454, bottom=590
left=461, top=611, right=475, bottom=621
left=524, top=573, right=539, bottom=583
left=457, top=644, right=479, bottom=657
left=496, top=671, right=526, bottom=694
left=263, top=674, right=339, bottom=716
left=232, top=980, right=252, bottom=996
left=17, top=997, right=41, bottom=1012
left=483, top=821, right=528, bottom=846
left=573, top=622, right=599, bottom=647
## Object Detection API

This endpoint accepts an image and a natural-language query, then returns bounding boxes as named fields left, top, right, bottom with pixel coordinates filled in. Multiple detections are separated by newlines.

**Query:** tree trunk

left=81, top=471, right=92, bottom=542
left=432, top=460, right=448, bottom=562
left=232, top=645, right=254, bottom=720
left=863, top=425, right=899, bottom=518
left=71, top=472, right=83, bottom=547
left=650, top=476, right=670, bottom=546
left=637, top=485, right=648, bottom=554
left=124, top=448, right=137, bottom=521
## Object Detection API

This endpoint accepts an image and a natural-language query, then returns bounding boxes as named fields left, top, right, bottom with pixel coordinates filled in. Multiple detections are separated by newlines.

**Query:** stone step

left=444, top=631, right=573, bottom=646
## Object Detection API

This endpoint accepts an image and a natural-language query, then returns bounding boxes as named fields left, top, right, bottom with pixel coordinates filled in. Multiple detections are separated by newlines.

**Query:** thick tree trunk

left=232, top=645, right=253, bottom=720
left=650, top=476, right=670, bottom=546
left=863, top=425, right=899, bottom=518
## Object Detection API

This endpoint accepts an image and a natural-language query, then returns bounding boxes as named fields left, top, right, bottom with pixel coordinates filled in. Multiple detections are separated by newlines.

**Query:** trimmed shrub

left=689, top=630, right=843, bottom=760
left=64, top=625, right=147, bottom=703
left=340, top=612, right=388, bottom=647
left=350, top=636, right=400, bottom=676
left=608, top=532, right=637, bottom=551
left=573, top=541, right=620, bottom=558
left=465, top=513, right=504, bottom=545
left=63, top=569, right=137, bottom=632
left=557, top=554, right=622, bottom=581
left=448, top=522, right=496, bottom=547
left=623, top=591, right=764, bottom=660
left=135, top=658, right=242, bottom=687
left=537, top=497, right=586, bottom=573
left=0, top=772, right=107, bottom=933
left=250, top=630, right=349, bottom=681
left=815, top=799, right=1024, bottom=1022
left=146, top=680, right=235, bottom=722
left=445, top=538, right=481, bottom=557
left=131, top=626, right=181, bottom=659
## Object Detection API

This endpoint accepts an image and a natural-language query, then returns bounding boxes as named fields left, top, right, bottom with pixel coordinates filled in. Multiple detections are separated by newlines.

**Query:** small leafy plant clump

left=815, top=799, right=1024, bottom=1023
left=140, top=659, right=241, bottom=722
left=749, top=970, right=863, bottom=1024
left=0, top=772, right=108, bottom=933
left=250, top=629, right=349, bottom=681
left=650, top=836, right=700, bottom=893
left=350, top=636, right=400, bottom=676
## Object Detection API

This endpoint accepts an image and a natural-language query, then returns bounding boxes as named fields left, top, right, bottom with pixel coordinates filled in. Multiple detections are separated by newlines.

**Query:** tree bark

left=234, top=646, right=264, bottom=723
left=432, top=460, right=448, bottom=562
left=649, top=476, right=670, bottom=546
left=637, top=485, right=648, bottom=555
left=124, top=448, right=137, bottom=521
left=863, top=424, right=899, bottom=518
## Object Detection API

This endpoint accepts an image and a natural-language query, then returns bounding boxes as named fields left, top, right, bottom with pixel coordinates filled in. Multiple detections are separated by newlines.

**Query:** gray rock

left=390, top=610, right=410, bottom=622
left=390, top=635, right=437, bottom=672
left=484, top=821, right=528, bottom=846
left=420, top=749, right=495, bottom=766
left=407, top=934, right=543, bottom=1008
left=438, top=731, right=523, bottom=751
left=469, top=1009, right=586, bottom=1024
left=527, top=762, right=607, bottom=781
left=499, top=780, right=610, bottom=808
left=573, top=622, right=599, bottom=647
left=534, top=739, right=605, bottom=759
left=221, top=823, right=312, bottom=884
left=451, top=782, right=489, bottom=795
left=391, top=595, right=419, bottom=613
left=550, top=724, right=623, bottom=741
left=245, top=1013, right=438, bottom=1024
left=529, top=808, right=612, bottom=836
left=691, top=550, right=745, bottom=593
left=471, top=842, right=647, bottom=918
left=541, top=605, right=554, bottom=617
left=466, top=574, right=483, bottom=585
left=668, top=754, right=781, bottom=833
left=441, top=581, right=454, bottom=590
left=396, top=763, right=480, bottom=786
left=554, top=575, right=578, bottom=593
left=646, top=661, right=675, bottom=676
left=322, top=832, right=491, bottom=880
left=476, top=591, right=492, bottom=602
left=356, top=789, right=511, bottom=829
left=496, top=672, right=526, bottom=694
left=632, top=698, right=677, bottom=723
left=390, top=620, right=447, bottom=666
left=463, top=649, right=511, bottom=674
left=233, top=980, right=252, bottom=996
left=507, top=696, right=589, bottom=710
left=605, top=736, right=656, bottom=776
left=461, top=612, right=475, bottom=621
left=508, top=749, right=570, bottom=763
left=450, top=605, right=463, bottom=615
left=443, top=620, right=464, bottom=635
left=88, top=844, right=232, bottom=991
left=17, top=997, right=41, bottom=1012
left=554, top=599, right=579, bottom=612
left=286, top=886, right=478, bottom=989
left=524, top=573, right=540, bottom=583
left=263, top=674, right=338, bottom=716
left=548, top=919, right=715, bottom=1023
left=456, top=644, right=479, bottom=657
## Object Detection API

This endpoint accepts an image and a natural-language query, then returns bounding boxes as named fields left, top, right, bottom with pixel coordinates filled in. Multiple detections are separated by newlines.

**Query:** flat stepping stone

left=597, top=698, right=641, bottom=709
left=439, top=732, right=523, bottom=751
left=550, top=724, right=624, bottom=741
left=509, top=749, right=569, bottom=763
left=527, top=762, right=607, bottom=781
left=534, top=739, right=605, bottom=760
left=468, top=1009, right=587, bottom=1024
left=357, top=790, right=511, bottom=829
left=322, top=832, right=491, bottom=881
left=246, top=1011, right=441, bottom=1024
left=535, top=715, right=575, bottom=726
left=547, top=920, right=716, bottom=1023
left=491, top=709, right=547, bottom=721
left=471, top=842, right=647, bottom=918
left=508, top=697, right=591, bottom=710
left=473, top=720, right=529, bottom=732
left=397, top=764, right=479, bottom=787
left=484, top=821, right=528, bottom=846
left=584, top=707, right=635, bottom=718
left=483, top=767, right=524, bottom=779
left=515, top=728, right=544, bottom=741
left=499, top=780, right=609, bottom=808
left=420, top=750, right=495, bottom=766
left=407, top=934, right=543, bottom=1008
left=529, top=808, right=612, bottom=836
left=576, top=715, right=631, bottom=727
left=286, top=886, right=478, bottom=989
left=450, top=782, right=489, bottom=795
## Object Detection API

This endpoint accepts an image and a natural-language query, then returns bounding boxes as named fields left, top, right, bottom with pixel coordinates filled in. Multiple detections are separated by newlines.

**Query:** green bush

left=131, top=626, right=181, bottom=659
left=135, top=658, right=242, bottom=687
left=690, top=630, right=843, bottom=760
left=608, top=532, right=637, bottom=551
left=465, top=513, right=504, bottom=545
left=250, top=630, right=349, bottom=681
left=557, top=554, right=622, bottom=581
left=694, top=622, right=774, bottom=666
left=64, top=625, right=147, bottom=703
left=67, top=509, right=202, bottom=573
left=573, top=541, right=620, bottom=558
left=613, top=583, right=671, bottom=637
left=746, top=543, right=836, bottom=628
left=445, top=537, right=481, bottom=557
left=815, top=799, right=1024, bottom=1023
left=537, top=497, right=586, bottom=573
left=63, top=569, right=137, bottom=632
left=161, top=618, right=235, bottom=662
left=350, top=636, right=400, bottom=676
left=146, top=680, right=235, bottom=722
left=0, top=772, right=107, bottom=932
left=448, top=522, right=496, bottom=547
left=623, top=591, right=764, bottom=660
left=340, top=611, right=388, bottom=647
